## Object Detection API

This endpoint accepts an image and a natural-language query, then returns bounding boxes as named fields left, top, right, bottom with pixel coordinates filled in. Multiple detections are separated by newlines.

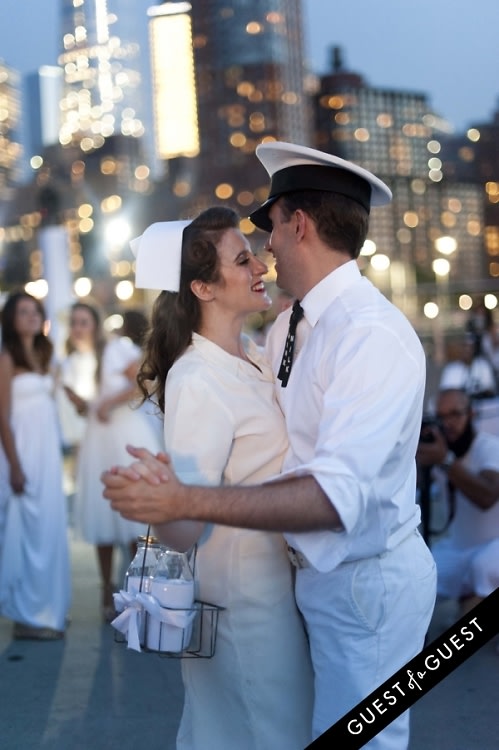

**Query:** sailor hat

left=249, top=141, right=392, bottom=232
left=130, top=220, right=191, bottom=291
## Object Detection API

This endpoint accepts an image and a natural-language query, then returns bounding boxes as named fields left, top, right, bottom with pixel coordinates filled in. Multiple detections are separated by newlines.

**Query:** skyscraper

left=25, top=67, right=64, bottom=161
left=148, top=0, right=310, bottom=228
left=312, top=46, right=487, bottom=326
left=0, top=61, right=22, bottom=200
left=58, top=0, right=149, bottom=154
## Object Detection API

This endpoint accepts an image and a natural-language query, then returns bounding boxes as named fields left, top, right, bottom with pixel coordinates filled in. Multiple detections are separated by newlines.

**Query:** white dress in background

left=166, top=334, right=314, bottom=750
left=73, top=336, right=162, bottom=545
left=0, top=373, right=71, bottom=631
left=57, top=349, right=98, bottom=449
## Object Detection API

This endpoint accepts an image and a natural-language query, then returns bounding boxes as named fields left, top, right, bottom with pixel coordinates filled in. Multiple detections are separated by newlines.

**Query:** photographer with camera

left=416, top=388, right=499, bottom=615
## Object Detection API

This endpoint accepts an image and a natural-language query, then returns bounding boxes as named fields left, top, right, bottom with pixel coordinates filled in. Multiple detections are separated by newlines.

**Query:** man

left=417, top=388, right=499, bottom=614
left=439, top=332, right=497, bottom=399
left=102, top=142, right=436, bottom=748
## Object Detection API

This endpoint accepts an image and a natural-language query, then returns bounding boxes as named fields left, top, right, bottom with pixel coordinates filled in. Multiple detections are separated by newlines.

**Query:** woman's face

left=211, top=228, right=271, bottom=316
left=69, top=307, right=97, bottom=348
left=14, top=297, right=44, bottom=337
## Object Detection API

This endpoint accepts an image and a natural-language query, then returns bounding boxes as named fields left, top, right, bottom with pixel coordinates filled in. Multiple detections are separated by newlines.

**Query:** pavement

left=1, top=531, right=498, bottom=750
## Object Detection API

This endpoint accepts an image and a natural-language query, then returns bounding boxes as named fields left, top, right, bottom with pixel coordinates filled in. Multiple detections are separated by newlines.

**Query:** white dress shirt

left=438, top=430, right=499, bottom=548
left=266, top=260, right=426, bottom=572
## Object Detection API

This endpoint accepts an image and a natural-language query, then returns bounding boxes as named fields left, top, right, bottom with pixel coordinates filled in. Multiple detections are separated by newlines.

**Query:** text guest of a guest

left=347, top=616, right=483, bottom=736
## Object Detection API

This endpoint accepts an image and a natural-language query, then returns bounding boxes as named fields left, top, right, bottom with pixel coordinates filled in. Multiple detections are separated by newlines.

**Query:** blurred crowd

left=0, top=292, right=161, bottom=639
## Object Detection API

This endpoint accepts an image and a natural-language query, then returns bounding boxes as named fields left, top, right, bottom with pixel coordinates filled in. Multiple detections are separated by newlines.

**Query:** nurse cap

left=249, top=141, right=392, bottom=232
left=130, top=220, right=191, bottom=291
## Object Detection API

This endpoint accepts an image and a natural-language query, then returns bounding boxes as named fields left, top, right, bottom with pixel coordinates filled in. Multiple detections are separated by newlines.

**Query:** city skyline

left=0, top=0, right=497, bottom=133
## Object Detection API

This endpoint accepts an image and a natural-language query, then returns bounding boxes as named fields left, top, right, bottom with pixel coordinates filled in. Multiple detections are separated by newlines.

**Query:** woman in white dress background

left=120, top=207, right=314, bottom=749
left=56, top=302, right=104, bottom=499
left=0, top=291, right=71, bottom=640
left=70, top=309, right=162, bottom=621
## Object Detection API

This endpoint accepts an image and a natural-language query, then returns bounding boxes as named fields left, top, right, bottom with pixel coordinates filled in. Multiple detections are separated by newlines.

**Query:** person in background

left=439, top=331, right=497, bottom=400
left=102, top=142, right=436, bottom=748
left=416, top=388, right=499, bottom=615
left=56, top=302, right=104, bottom=500
left=119, top=309, right=164, bottom=445
left=0, top=291, right=71, bottom=640
left=69, top=309, right=161, bottom=622
left=480, top=309, right=499, bottom=385
left=120, top=208, right=313, bottom=749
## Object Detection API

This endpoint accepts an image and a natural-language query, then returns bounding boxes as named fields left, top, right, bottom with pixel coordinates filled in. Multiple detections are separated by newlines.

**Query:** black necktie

left=277, top=300, right=304, bottom=387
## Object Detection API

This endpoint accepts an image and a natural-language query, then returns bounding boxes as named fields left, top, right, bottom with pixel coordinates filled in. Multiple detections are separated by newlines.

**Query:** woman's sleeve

left=102, top=336, right=139, bottom=375
left=164, top=374, right=234, bottom=487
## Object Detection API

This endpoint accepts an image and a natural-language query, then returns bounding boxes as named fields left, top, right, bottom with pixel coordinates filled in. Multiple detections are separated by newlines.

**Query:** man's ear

left=190, top=279, right=215, bottom=302
left=294, top=208, right=307, bottom=241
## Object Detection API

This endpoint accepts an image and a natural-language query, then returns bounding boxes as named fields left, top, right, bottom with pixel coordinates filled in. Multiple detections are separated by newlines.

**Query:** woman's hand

left=10, top=463, right=26, bottom=495
left=64, top=386, right=88, bottom=416
left=115, top=445, right=171, bottom=484
left=96, top=400, right=113, bottom=422
left=101, top=446, right=185, bottom=525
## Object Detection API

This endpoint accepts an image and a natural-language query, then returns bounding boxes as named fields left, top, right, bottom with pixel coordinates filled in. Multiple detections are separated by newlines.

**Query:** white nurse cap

left=130, top=220, right=191, bottom=291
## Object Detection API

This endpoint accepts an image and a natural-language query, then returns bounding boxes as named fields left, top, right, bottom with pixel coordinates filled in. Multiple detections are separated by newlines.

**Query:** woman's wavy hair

left=1, top=291, right=53, bottom=372
left=137, top=206, right=240, bottom=412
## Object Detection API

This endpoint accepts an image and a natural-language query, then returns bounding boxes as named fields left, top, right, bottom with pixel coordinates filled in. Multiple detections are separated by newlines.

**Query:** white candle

left=146, top=578, right=195, bottom=653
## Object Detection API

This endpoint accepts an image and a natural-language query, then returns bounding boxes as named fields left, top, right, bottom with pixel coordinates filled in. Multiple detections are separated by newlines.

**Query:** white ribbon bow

left=111, top=590, right=145, bottom=651
left=111, top=590, right=197, bottom=653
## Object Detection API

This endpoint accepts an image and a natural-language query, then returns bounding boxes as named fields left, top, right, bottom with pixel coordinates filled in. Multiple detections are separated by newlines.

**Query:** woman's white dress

left=0, top=373, right=71, bottom=631
left=57, top=349, right=98, bottom=450
left=165, top=334, right=314, bottom=750
left=74, top=336, right=162, bottom=545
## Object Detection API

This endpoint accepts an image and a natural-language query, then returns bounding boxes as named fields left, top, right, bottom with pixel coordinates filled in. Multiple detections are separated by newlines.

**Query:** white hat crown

left=130, top=220, right=191, bottom=291
left=250, top=141, right=392, bottom=231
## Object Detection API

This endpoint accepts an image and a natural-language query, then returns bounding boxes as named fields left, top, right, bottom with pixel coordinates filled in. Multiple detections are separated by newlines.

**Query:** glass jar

left=146, top=548, right=195, bottom=652
left=124, top=535, right=164, bottom=595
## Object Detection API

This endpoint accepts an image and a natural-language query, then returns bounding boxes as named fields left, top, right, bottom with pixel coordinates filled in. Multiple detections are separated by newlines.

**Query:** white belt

left=286, top=545, right=310, bottom=569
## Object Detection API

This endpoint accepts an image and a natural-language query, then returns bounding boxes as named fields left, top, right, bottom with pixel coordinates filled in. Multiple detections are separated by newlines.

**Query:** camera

left=419, top=415, right=439, bottom=444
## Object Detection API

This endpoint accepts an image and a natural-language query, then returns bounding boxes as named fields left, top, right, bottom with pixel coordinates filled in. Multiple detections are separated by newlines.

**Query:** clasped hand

left=101, top=445, right=184, bottom=524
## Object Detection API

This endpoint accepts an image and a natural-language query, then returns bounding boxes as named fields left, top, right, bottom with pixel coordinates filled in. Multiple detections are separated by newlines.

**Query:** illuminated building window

left=215, top=183, right=234, bottom=199
left=458, top=147, right=475, bottom=162
left=354, top=128, right=370, bottom=142
left=376, top=113, right=392, bottom=127
left=403, top=212, right=419, bottom=228
left=149, top=6, right=200, bottom=159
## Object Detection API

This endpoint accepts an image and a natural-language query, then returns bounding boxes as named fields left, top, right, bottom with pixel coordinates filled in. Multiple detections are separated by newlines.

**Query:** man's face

left=266, top=200, right=301, bottom=296
left=436, top=392, right=471, bottom=443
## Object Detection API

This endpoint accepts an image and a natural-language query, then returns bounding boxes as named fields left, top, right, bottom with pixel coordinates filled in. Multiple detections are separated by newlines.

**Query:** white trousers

left=432, top=536, right=499, bottom=599
left=295, top=529, right=437, bottom=749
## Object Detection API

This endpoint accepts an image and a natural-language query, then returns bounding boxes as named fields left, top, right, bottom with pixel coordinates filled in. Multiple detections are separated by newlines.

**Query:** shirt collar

left=301, top=260, right=361, bottom=327
left=191, top=332, right=272, bottom=380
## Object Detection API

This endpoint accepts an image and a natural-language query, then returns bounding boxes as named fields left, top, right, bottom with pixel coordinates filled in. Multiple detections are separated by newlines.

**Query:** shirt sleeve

left=298, top=325, right=424, bottom=535
left=163, top=372, right=235, bottom=487
left=283, top=328, right=424, bottom=571
left=476, top=432, right=499, bottom=472
left=104, top=336, right=141, bottom=374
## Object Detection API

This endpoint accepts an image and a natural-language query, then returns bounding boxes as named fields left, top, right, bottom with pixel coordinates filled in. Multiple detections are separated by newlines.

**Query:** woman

left=0, top=291, right=71, bottom=639
left=70, top=309, right=162, bottom=622
left=57, top=302, right=104, bottom=452
left=56, top=302, right=104, bottom=499
left=130, top=207, right=313, bottom=749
